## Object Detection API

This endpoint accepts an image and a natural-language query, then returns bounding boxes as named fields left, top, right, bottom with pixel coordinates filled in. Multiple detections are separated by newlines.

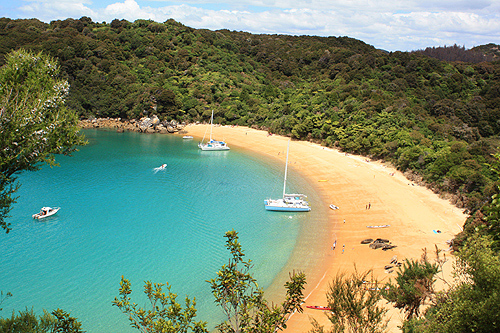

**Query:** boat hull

left=32, top=207, right=60, bottom=219
left=198, top=140, right=230, bottom=151
left=264, top=200, right=311, bottom=212
left=200, top=145, right=230, bottom=151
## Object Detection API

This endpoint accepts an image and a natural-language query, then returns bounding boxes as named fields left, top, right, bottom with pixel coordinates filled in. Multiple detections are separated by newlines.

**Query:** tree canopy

left=0, top=48, right=86, bottom=233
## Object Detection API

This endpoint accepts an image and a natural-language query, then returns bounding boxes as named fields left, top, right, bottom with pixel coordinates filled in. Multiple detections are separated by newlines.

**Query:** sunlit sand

left=183, top=124, right=467, bottom=332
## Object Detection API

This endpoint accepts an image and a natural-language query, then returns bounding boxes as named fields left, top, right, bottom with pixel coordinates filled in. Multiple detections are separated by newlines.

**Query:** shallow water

left=0, top=129, right=322, bottom=332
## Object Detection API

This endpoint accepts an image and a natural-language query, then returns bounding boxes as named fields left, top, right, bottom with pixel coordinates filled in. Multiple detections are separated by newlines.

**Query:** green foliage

left=0, top=49, right=86, bottom=233
left=51, top=309, right=85, bottom=333
left=113, top=276, right=207, bottom=333
left=309, top=269, right=388, bottom=333
left=383, top=251, right=440, bottom=320
left=0, top=308, right=55, bottom=332
left=0, top=308, right=83, bottom=333
left=456, top=153, right=500, bottom=251
left=207, top=230, right=306, bottom=333
left=406, top=235, right=500, bottom=333
left=2, top=18, right=500, bottom=212
left=482, top=153, right=500, bottom=250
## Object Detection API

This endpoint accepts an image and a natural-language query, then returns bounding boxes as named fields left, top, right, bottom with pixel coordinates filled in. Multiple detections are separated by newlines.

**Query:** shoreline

left=79, top=121, right=467, bottom=331
left=181, top=124, right=467, bottom=332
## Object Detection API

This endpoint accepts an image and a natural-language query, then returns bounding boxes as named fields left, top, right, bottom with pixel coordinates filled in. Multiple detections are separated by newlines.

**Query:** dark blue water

left=0, top=129, right=320, bottom=332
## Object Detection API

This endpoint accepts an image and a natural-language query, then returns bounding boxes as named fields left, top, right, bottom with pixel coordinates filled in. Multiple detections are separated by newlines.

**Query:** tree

left=51, top=309, right=85, bottom=333
left=113, top=230, right=306, bottom=333
left=0, top=308, right=84, bottom=332
left=480, top=152, right=500, bottom=251
left=0, top=49, right=86, bottom=233
left=207, top=230, right=306, bottom=333
left=382, top=250, right=441, bottom=320
left=309, top=269, right=388, bottom=333
left=407, top=235, right=500, bottom=333
left=113, top=277, right=208, bottom=333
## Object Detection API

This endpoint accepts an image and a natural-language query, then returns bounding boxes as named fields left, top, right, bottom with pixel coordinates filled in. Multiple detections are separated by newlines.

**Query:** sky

left=1, top=0, right=499, bottom=52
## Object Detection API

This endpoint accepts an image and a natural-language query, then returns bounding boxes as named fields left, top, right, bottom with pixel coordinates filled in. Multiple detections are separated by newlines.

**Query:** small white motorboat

left=183, top=135, right=193, bottom=139
left=32, top=207, right=60, bottom=219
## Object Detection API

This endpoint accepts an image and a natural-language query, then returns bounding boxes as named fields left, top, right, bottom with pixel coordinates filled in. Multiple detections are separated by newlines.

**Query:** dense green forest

left=1, top=17, right=500, bottom=244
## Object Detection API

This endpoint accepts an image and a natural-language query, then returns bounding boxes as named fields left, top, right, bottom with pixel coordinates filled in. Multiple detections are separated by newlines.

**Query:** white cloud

left=3, top=0, right=500, bottom=51
left=101, top=0, right=156, bottom=21
left=16, top=0, right=97, bottom=21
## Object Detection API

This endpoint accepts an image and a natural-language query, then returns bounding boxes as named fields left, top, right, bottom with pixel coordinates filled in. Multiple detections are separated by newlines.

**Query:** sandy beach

left=182, top=124, right=467, bottom=332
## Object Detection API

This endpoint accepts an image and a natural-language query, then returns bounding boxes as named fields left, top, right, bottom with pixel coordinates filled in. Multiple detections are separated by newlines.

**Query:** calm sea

left=0, top=129, right=322, bottom=332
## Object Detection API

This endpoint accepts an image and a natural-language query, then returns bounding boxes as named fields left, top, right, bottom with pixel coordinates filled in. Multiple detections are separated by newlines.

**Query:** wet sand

left=182, top=124, right=467, bottom=332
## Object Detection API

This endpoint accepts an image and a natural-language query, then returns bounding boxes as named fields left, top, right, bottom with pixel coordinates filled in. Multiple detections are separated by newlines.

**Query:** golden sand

left=182, top=124, right=466, bottom=332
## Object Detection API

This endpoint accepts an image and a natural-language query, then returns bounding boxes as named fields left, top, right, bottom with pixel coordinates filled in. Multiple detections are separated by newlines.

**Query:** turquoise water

left=0, top=129, right=321, bottom=332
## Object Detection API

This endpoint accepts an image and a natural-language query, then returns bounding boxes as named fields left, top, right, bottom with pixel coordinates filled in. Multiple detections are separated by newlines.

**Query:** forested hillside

left=1, top=17, right=500, bottom=232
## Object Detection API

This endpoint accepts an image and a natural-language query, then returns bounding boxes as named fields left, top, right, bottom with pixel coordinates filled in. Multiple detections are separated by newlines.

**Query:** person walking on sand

left=342, top=244, right=345, bottom=254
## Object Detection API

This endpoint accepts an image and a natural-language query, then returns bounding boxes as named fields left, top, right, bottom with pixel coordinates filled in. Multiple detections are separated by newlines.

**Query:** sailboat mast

left=209, top=110, right=214, bottom=141
left=282, top=139, right=290, bottom=198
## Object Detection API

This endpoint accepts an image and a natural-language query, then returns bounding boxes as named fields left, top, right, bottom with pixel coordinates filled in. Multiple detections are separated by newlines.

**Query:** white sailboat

left=264, top=140, right=311, bottom=212
left=198, top=110, right=230, bottom=151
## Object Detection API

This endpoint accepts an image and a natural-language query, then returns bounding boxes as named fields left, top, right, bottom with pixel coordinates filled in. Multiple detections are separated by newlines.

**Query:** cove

left=0, top=129, right=320, bottom=332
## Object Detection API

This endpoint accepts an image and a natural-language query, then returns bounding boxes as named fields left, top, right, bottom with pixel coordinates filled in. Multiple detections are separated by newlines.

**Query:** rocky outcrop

left=79, top=117, right=185, bottom=134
